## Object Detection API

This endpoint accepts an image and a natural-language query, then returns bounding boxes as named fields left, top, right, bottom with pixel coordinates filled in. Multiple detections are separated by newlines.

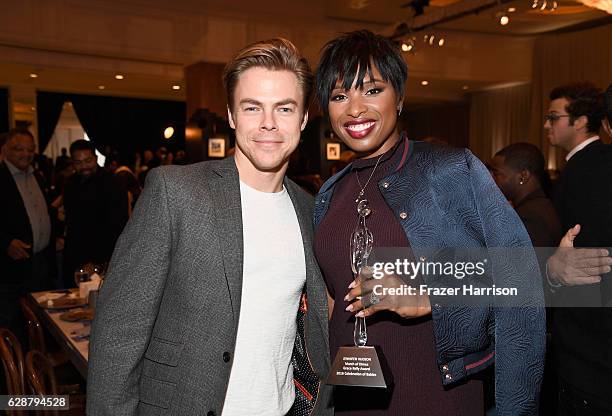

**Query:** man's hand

left=7, top=239, right=31, bottom=260
left=547, top=224, right=612, bottom=286
left=344, top=266, right=431, bottom=319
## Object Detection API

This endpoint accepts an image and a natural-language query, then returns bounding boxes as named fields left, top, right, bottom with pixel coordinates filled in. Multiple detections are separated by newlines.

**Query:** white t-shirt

left=222, top=181, right=306, bottom=416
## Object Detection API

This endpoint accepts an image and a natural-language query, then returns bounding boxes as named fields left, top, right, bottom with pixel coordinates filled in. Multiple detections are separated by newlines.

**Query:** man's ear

left=300, top=110, right=309, bottom=131
left=574, top=115, right=588, bottom=131
left=520, top=169, right=532, bottom=184
left=227, top=106, right=236, bottom=129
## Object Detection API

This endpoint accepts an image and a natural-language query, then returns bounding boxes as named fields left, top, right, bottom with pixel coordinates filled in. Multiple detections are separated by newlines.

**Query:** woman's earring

left=398, top=106, right=403, bottom=116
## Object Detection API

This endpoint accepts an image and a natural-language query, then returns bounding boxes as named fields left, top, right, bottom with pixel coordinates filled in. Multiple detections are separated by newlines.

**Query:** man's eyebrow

left=238, top=98, right=298, bottom=107
left=238, top=98, right=263, bottom=106
left=275, top=99, right=298, bottom=107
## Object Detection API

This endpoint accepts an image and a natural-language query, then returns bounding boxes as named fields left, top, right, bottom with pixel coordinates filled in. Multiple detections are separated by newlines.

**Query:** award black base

left=326, top=345, right=393, bottom=388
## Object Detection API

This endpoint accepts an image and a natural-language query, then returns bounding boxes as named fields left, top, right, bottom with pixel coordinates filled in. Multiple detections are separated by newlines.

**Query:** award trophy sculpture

left=326, top=195, right=392, bottom=388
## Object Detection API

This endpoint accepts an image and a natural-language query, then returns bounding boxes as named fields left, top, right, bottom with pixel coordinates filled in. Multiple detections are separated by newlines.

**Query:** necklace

left=354, top=152, right=385, bottom=204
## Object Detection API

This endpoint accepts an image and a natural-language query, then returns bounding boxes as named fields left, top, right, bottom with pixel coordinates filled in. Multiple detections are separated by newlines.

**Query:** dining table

left=27, top=289, right=92, bottom=379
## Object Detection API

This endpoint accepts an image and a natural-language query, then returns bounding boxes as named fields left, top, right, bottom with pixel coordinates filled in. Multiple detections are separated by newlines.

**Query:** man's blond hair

left=222, top=38, right=313, bottom=111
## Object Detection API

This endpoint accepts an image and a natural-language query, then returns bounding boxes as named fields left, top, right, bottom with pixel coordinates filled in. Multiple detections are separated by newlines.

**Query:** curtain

left=36, top=92, right=66, bottom=153
left=403, top=102, right=470, bottom=148
left=36, top=91, right=186, bottom=155
left=0, top=88, right=8, bottom=133
left=468, top=83, right=532, bottom=162
left=529, top=23, right=612, bottom=171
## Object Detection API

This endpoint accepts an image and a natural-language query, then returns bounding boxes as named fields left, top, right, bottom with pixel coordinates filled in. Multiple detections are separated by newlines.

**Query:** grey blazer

left=87, top=157, right=332, bottom=416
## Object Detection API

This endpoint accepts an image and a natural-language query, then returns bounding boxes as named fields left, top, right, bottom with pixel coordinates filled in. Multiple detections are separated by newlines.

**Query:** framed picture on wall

left=326, top=142, right=341, bottom=160
left=208, top=137, right=225, bottom=158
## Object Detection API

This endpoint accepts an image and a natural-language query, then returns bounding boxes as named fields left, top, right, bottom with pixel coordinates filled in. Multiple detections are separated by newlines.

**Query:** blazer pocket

left=144, top=337, right=182, bottom=367
left=139, top=374, right=177, bottom=409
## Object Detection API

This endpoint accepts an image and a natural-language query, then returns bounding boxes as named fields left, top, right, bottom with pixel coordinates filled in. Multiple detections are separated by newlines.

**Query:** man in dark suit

left=62, top=139, right=128, bottom=286
left=0, top=128, right=55, bottom=336
left=87, top=38, right=332, bottom=415
left=490, top=142, right=561, bottom=247
left=544, top=83, right=612, bottom=415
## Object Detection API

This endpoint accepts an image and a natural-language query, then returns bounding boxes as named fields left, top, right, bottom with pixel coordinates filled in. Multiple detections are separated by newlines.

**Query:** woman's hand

left=344, top=266, right=431, bottom=319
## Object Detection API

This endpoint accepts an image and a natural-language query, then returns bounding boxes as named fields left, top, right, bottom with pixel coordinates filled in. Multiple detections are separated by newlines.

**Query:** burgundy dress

left=314, top=138, right=483, bottom=415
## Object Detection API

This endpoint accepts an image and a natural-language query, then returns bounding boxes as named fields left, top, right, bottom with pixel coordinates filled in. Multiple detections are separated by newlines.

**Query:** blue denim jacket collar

left=318, top=133, right=412, bottom=196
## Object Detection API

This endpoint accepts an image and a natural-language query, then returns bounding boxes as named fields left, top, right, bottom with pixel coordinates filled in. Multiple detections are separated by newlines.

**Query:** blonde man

left=87, top=39, right=332, bottom=416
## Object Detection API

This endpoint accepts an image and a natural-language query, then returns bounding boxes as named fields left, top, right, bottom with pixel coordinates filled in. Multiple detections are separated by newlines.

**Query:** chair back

left=26, top=350, right=59, bottom=416
left=25, top=349, right=58, bottom=395
left=20, top=298, right=47, bottom=354
left=0, top=327, right=25, bottom=396
left=0, top=328, right=28, bottom=415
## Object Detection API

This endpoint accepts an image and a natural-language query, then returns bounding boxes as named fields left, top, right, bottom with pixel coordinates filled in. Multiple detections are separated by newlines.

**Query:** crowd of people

left=0, top=134, right=188, bottom=340
left=1, top=29, right=612, bottom=416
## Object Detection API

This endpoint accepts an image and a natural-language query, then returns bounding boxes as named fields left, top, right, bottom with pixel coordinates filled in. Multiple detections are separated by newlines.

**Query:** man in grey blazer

left=87, top=38, right=331, bottom=416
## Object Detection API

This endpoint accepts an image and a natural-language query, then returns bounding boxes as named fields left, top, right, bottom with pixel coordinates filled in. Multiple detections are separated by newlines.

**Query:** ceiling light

left=31, top=106, right=36, bottom=111
left=500, top=14, right=510, bottom=25
left=578, top=0, right=612, bottom=13
left=508, top=7, right=516, bottom=12
left=532, top=0, right=558, bottom=10
left=163, top=127, right=175, bottom=139
left=428, top=35, right=435, bottom=45
left=98, top=85, right=105, bottom=90
left=115, top=74, right=124, bottom=80
left=172, top=85, right=181, bottom=90
left=462, top=85, right=469, bottom=90
left=401, top=37, right=416, bottom=52
left=421, top=80, right=429, bottom=86
left=438, top=38, right=445, bottom=47
left=29, top=73, right=38, bottom=78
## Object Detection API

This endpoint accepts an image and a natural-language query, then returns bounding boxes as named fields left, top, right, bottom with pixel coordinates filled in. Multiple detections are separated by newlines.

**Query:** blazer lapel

left=209, top=157, right=244, bottom=323
left=285, top=180, right=315, bottom=290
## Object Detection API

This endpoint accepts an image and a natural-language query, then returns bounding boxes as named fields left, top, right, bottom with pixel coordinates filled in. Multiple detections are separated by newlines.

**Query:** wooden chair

left=0, top=327, right=26, bottom=416
left=26, top=350, right=85, bottom=416
left=20, top=298, right=47, bottom=353
left=19, top=297, right=68, bottom=367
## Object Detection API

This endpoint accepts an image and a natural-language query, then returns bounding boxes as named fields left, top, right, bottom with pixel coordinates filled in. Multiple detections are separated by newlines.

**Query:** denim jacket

left=314, top=139, right=545, bottom=415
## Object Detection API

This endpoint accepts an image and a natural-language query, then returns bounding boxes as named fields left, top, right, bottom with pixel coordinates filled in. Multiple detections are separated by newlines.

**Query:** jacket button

left=399, top=212, right=408, bottom=219
left=441, top=364, right=449, bottom=372
left=382, top=182, right=390, bottom=188
left=445, top=373, right=453, bottom=380
left=207, top=411, right=216, bottom=416
left=223, top=352, right=231, bottom=362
